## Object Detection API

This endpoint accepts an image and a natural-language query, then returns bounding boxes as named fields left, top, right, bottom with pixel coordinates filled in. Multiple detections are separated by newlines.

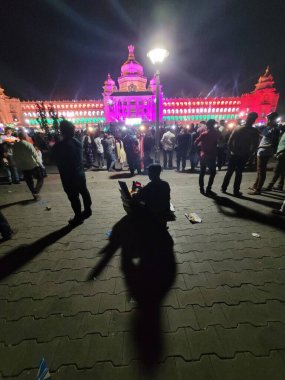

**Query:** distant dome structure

left=118, top=45, right=147, bottom=92
left=254, top=66, right=275, bottom=91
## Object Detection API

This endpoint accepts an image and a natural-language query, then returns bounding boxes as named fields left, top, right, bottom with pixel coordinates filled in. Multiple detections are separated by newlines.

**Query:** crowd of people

left=0, top=111, right=285, bottom=239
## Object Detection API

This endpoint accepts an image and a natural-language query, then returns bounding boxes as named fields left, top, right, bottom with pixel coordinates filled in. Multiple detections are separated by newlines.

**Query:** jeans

left=163, top=150, right=173, bottom=169
left=23, top=167, right=44, bottom=195
left=189, top=151, right=199, bottom=170
left=128, top=155, right=141, bottom=175
left=253, top=155, right=270, bottom=191
left=222, top=155, right=249, bottom=193
left=64, top=179, right=92, bottom=217
left=199, top=156, right=216, bottom=190
left=268, top=155, right=285, bottom=189
left=217, top=146, right=226, bottom=169
left=176, top=150, right=187, bottom=170
left=4, top=165, right=19, bottom=183
left=97, top=153, right=105, bottom=168
left=106, top=152, right=115, bottom=171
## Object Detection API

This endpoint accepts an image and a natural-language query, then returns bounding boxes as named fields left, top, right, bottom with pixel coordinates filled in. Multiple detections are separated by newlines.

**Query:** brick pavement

left=0, top=167, right=285, bottom=379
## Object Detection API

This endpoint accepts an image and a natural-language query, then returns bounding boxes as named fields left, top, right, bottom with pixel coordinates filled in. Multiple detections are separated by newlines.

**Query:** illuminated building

left=0, top=47, right=279, bottom=129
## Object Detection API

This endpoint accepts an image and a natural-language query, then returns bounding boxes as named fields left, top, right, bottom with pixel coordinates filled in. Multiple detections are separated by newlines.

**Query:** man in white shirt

left=94, top=133, right=105, bottom=169
left=13, top=130, right=44, bottom=200
left=160, top=129, right=176, bottom=169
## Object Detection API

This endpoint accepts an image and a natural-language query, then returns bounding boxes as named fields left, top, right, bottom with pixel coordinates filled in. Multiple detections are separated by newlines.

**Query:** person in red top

left=195, top=119, right=221, bottom=195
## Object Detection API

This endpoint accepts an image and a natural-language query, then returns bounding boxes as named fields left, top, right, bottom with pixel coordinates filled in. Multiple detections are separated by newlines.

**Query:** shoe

left=248, top=186, right=256, bottom=191
left=206, top=189, right=216, bottom=196
left=182, top=168, right=186, bottom=172
left=13, top=181, right=21, bottom=184
left=248, top=190, right=261, bottom=195
left=200, top=188, right=205, bottom=195
left=2, top=228, right=18, bottom=241
left=272, top=209, right=285, bottom=216
left=273, top=186, right=283, bottom=191
left=82, top=209, right=92, bottom=219
left=33, top=193, right=40, bottom=200
left=8, top=181, right=12, bottom=185
left=68, top=216, right=84, bottom=227
left=264, top=184, right=273, bottom=191
left=221, top=187, right=227, bottom=193
left=175, top=169, right=180, bottom=172
left=233, top=191, right=243, bottom=197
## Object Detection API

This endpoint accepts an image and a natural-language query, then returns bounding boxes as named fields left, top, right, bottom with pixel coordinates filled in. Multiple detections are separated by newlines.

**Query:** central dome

left=120, top=45, right=144, bottom=77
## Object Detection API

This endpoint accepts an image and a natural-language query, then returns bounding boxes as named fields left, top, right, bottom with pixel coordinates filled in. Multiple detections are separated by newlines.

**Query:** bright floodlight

left=147, top=48, right=169, bottom=64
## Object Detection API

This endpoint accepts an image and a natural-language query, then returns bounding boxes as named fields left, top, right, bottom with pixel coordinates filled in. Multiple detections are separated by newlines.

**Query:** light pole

left=147, top=48, right=169, bottom=163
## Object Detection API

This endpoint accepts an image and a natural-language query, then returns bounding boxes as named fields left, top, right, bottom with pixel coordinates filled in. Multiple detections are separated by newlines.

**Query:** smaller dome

left=104, top=73, right=115, bottom=86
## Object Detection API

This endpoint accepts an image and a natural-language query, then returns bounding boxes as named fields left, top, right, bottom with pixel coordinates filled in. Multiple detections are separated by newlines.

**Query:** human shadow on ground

left=0, top=199, right=35, bottom=210
left=213, top=196, right=285, bottom=232
left=0, top=225, right=72, bottom=281
left=87, top=214, right=176, bottom=370
left=239, top=195, right=283, bottom=209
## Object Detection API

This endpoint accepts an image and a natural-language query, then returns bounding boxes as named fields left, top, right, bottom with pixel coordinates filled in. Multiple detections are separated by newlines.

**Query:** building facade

left=0, top=46, right=279, bottom=130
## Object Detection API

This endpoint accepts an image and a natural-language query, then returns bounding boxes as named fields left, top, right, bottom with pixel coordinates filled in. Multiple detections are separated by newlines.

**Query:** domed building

left=102, top=45, right=163, bottom=125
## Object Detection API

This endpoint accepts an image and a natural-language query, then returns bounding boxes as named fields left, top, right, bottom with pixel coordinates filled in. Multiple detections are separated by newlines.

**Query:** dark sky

left=1, top=0, right=284, bottom=111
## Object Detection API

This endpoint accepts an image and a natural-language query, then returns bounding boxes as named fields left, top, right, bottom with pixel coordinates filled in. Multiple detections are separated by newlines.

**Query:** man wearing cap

left=249, top=112, right=280, bottom=195
left=195, top=119, right=221, bottom=196
left=221, top=112, right=260, bottom=196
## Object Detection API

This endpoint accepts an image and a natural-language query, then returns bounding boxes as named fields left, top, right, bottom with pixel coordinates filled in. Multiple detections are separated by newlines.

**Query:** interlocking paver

left=0, top=168, right=285, bottom=378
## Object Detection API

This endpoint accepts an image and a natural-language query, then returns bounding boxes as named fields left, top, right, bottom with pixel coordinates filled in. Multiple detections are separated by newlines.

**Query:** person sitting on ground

left=52, top=120, right=92, bottom=227
left=132, top=164, right=171, bottom=227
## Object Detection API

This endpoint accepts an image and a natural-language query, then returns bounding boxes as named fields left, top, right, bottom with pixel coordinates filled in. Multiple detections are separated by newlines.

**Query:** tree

left=48, top=104, right=59, bottom=135
left=36, top=102, right=49, bottom=134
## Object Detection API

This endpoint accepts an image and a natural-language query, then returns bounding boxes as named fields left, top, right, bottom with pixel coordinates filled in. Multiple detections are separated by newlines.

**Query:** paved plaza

left=0, top=166, right=285, bottom=380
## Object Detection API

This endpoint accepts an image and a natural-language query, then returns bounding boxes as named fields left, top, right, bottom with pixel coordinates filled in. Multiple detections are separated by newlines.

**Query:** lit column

left=147, top=48, right=169, bottom=163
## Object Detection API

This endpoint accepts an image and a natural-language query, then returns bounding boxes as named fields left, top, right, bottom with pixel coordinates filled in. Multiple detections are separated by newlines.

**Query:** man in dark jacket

left=195, top=119, right=221, bottom=195
left=52, top=120, right=92, bottom=226
left=221, top=112, right=259, bottom=196
left=176, top=127, right=191, bottom=172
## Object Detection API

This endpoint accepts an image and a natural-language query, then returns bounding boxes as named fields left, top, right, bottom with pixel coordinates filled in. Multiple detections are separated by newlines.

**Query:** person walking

left=161, top=128, right=176, bottom=169
left=265, top=131, right=285, bottom=191
left=115, top=137, right=126, bottom=170
left=123, top=131, right=141, bottom=176
left=195, top=119, right=220, bottom=196
left=248, top=112, right=280, bottom=195
left=13, top=130, right=44, bottom=200
left=221, top=112, right=259, bottom=196
left=52, top=120, right=92, bottom=227
left=176, top=127, right=191, bottom=172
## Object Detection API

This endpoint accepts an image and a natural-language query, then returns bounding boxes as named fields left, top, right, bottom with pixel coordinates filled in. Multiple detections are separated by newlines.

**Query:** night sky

left=1, top=0, right=284, bottom=112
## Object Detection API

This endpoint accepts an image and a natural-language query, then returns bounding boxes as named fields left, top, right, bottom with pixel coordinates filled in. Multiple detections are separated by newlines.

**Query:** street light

left=147, top=48, right=169, bottom=163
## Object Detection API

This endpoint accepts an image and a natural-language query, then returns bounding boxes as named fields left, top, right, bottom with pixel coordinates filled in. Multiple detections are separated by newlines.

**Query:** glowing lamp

left=88, top=126, right=94, bottom=132
left=147, top=48, right=169, bottom=65
left=140, top=125, right=146, bottom=131
left=122, top=126, right=127, bottom=131
left=171, top=125, right=176, bottom=130
left=229, top=123, right=234, bottom=129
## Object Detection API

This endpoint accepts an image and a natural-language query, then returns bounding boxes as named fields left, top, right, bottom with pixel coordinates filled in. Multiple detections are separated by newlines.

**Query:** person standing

left=143, top=129, right=155, bottom=171
left=83, top=130, right=95, bottom=168
left=115, top=136, right=126, bottom=170
left=161, top=128, right=176, bottom=169
left=265, top=131, right=285, bottom=191
left=103, top=132, right=116, bottom=172
left=195, top=119, right=220, bottom=196
left=123, top=131, right=141, bottom=176
left=248, top=112, right=280, bottom=195
left=13, top=130, right=44, bottom=200
left=52, top=120, right=92, bottom=226
left=0, top=128, right=20, bottom=184
left=221, top=112, right=259, bottom=196
left=94, top=132, right=105, bottom=169
left=176, top=127, right=190, bottom=172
